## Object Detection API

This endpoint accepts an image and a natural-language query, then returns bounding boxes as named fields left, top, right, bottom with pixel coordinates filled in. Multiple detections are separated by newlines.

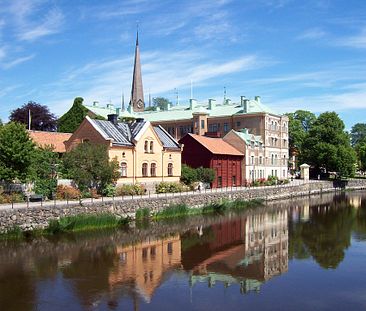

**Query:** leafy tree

left=357, top=143, right=366, bottom=171
left=31, top=146, right=59, bottom=198
left=301, top=112, right=356, bottom=177
left=196, top=167, right=215, bottom=184
left=58, top=97, right=89, bottom=133
left=180, top=164, right=198, bottom=185
left=350, top=123, right=366, bottom=147
left=286, top=110, right=316, bottom=159
left=153, top=97, right=172, bottom=111
left=0, top=122, right=36, bottom=182
left=10, top=101, right=57, bottom=131
left=62, top=143, right=119, bottom=193
left=0, top=119, right=3, bottom=127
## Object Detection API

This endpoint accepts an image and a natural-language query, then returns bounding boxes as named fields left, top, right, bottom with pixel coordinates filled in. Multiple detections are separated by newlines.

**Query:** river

left=0, top=191, right=366, bottom=311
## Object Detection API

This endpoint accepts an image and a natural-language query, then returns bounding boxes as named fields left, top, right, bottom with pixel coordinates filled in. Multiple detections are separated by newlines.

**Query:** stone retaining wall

left=1, top=180, right=365, bottom=234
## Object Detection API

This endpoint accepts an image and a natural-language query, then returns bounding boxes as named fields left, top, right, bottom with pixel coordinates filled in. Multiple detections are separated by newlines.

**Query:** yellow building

left=65, top=114, right=182, bottom=189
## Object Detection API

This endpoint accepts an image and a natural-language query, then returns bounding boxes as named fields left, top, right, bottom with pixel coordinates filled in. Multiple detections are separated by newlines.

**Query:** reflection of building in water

left=350, top=196, right=362, bottom=209
left=108, top=235, right=181, bottom=303
left=184, top=210, right=288, bottom=294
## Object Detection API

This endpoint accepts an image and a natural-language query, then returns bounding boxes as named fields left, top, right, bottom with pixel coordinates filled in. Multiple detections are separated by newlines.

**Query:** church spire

left=130, top=28, right=144, bottom=112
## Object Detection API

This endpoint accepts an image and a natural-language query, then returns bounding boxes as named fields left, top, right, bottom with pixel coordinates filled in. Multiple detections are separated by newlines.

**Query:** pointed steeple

left=130, top=29, right=144, bottom=112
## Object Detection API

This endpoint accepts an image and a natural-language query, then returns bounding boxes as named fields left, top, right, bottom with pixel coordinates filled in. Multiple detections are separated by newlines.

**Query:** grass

left=152, top=198, right=264, bottom=220
left=46, top=213, right=130, bottom=234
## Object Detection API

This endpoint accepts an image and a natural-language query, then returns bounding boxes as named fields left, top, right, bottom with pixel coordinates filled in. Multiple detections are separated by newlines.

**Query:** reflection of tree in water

left=353, top=198, right=366, bottom=241
left=0, top=265, right=36, bottom=311
left=289, top=196, right=356, bottom=269
left=61, top=245, right=118, bottom=308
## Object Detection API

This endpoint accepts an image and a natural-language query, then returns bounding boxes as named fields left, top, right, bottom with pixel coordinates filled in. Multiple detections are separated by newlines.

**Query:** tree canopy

left=301, top=112, right=356, bottom=177
left=0, top=122, right=36, bottom=182
left=9, top=101, right=57, bottom=131
left=62, top=143, right=119, bottom=193
left=58, top=97, right=89, bottom=133
left=351, top=123, right=366, bottom=147
left=153, top=97, right=172, bottom=111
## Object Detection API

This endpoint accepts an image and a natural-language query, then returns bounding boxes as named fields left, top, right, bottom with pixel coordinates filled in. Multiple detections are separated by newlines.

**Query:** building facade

left=65, top=115, right=182, bottom=189
left=179, top=133, right=244, bottom=188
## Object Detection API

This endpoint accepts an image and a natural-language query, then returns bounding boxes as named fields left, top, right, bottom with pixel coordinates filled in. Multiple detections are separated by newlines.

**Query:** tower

left=130, top=30, right=145, bottom=112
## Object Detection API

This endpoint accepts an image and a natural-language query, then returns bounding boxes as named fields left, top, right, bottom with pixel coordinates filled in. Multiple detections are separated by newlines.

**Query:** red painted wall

left=179, top=134, right=243, bottom=188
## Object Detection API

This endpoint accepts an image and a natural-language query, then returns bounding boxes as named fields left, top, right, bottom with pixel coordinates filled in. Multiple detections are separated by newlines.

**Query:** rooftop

left=28, top=130, right=72, bottom=153
left=182, top=133, right=244, bottom=156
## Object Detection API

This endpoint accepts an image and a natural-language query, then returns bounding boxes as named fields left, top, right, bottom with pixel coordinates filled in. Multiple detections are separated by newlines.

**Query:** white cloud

left=17, top=7, right=64, bottom=41
left=1, top=54, right=35, bottom=69
left=297, top=28, right=326, bottom=40
left=337, top=28, right=366, bottom=49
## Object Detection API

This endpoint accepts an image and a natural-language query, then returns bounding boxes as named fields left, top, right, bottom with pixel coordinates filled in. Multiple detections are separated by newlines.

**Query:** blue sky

left=0, top=0, right=365, bottom=129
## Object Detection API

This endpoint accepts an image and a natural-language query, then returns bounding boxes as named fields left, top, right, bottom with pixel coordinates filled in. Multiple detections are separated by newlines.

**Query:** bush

left=56, top=185, right=81, bottom=200
left=180, top=165, right=198, bottom=186
left=196, top=167, right=216, bottom=184
left=155, top=182, right=188, bottom=194
left=102, top=184, right=116, bottom=197
left=0, top=187, right=24, bottom=203
left=115, top=183, right=145, bottom=196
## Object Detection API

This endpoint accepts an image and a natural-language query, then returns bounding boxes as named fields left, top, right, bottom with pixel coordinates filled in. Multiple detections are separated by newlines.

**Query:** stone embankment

left=1, top=179, right=365, bottom=234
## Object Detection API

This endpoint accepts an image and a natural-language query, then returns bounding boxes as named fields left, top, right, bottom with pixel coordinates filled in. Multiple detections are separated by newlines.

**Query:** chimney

left=108, top=114, right=118, bottom=125
left=190, top=99, right=197, bottom=110
left=208, top=99, right=216, bottom=110
left=240, top=128, right=249, bottom=134
left=241, top=97, right=249, bottom=113
left=255, top=96, right=261, bottom=103
left=116, top=107, right=121, bottom=115
left=93, top=101, right=99, bottom=107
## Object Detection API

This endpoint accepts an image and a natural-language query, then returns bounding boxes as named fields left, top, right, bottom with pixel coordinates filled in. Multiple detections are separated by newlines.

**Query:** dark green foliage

left=351, top=123, right=366, bottom=147
left=31, top=146, right=59, bottom=199
left=0, top=122, right=36, bottom=182
left=181, top=164, right=198, bottom=185
left=357, top=143, right=366, bottom=171
left=58, top=97, right=89, bottom=133
left=301, top=112, right=356, bottom=177
left=196, top=167, right=216, bottom=184
left=62, top=143, right=120, bottom=193
left=10, top=101, right=57, bottom=131
left=135, top=208, right=150, bottom=220
left=102, top=184, right=116, bottom=197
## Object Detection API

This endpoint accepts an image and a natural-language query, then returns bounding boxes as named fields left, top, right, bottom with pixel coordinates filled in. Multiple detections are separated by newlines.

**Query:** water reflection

left=0, top=191, right=366, bottom=310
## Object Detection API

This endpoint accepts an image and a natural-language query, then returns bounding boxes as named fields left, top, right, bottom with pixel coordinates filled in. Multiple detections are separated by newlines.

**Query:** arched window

left=142, top=163, right=148, bottom=177
left=271, top=154, right=274, bottom=165
left=150, top=163, right=156, bottom=177
left=167, top=163, right=173, bottom=176
left=144, top=141, right=148, bottom=153
left=150, top=141, right=154, bottom=153
left=120, top=162, right=127, bottom=177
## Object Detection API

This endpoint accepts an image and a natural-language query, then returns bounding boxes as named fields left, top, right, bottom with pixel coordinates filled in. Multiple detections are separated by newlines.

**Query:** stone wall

left=1, top=180, right=365, bottom=234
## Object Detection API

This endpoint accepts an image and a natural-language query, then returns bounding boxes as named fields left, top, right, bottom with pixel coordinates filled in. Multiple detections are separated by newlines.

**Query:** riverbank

left=1, top=179, right=365, bottom=235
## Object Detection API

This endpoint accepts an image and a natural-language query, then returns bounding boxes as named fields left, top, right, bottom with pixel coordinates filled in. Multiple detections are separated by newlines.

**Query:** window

left=212, top=123, right=217, bottom=132
left=232, top=176, right=236, bottom=186
left=122, top=152, right=126, bottom=158
left=236, top=121, right=241, bottom=127
left=150, top=141, right=154, bottom=153
left=167, top=242, right=173, bottom=255
left=120, top=162, right=127, bottom=177
left=144, top=141, right=148, bottom=153
left=251, top=156, right=254, bottom=165
left=259, top=156, right=263, bottom=165
left=201, top=119, right=205, bottom=129
left=223, top=123, right=228, bottom=132
left=218, top=176, right=222, bottom=187
left=150, top=163, right=156, bottom=177
left=82, top=138, right=90, bottom=143
left=271, top=154, right=274, bottom=165
left=168, top=163, right=173, bottom=176
left=142, top=163, right=148, bottom=177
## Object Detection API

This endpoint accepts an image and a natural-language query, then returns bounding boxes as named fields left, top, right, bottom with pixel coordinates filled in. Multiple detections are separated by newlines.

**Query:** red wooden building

left=179, top=133, right=244, bottom=188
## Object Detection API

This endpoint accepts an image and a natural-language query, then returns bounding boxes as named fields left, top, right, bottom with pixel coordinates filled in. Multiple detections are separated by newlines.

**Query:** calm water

left=1, top=191, right=366, bottom=311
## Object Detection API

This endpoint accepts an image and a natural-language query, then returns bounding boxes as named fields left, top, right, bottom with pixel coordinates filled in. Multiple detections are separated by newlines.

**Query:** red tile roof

left=186, top=134, right=244, bottom=156
left=28, top=130, right=72, bottom=153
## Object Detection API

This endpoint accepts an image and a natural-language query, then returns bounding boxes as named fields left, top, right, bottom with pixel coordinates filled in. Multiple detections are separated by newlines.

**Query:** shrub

left=196, top=167, right=216, bottom=184
left=115, top=183, right=145, bottom=196
left=56, top=185, right=81, bottom=200
left=180, top=165, right=198, bottom=186
left=155, top=182, right=188, bottom=193
left=0, top=187, right=24, bottom=203
left=102, top=184, right=116, bottom=197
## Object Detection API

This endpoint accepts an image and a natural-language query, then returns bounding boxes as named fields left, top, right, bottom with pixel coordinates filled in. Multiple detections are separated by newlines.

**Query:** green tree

left=286, top=110, right=316, bottom=160
left=58, top=97, right=89, bottom=133
left=10, top=101, right=57, bottom=131
left=31, top=146, right=59, bottom=198
left=196, top=167, right=216, bottom=184
left=350, top=123, right=366, bottom=147
left=153, top=97, right=172, bottom=111
left=357, top=143, right=366, bottom=171
left=301, top=112, right=356, bottom=177
left=0, top=122, right=36, bottom=182
left=180, top=165, right=198, bottom=186
left=62, top=143, right=119, bottom=193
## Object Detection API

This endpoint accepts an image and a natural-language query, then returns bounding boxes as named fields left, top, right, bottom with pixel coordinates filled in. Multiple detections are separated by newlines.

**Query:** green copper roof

left=231, top=129, right=263, bottom=146
left=82, top=97, right=279, bottom=122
